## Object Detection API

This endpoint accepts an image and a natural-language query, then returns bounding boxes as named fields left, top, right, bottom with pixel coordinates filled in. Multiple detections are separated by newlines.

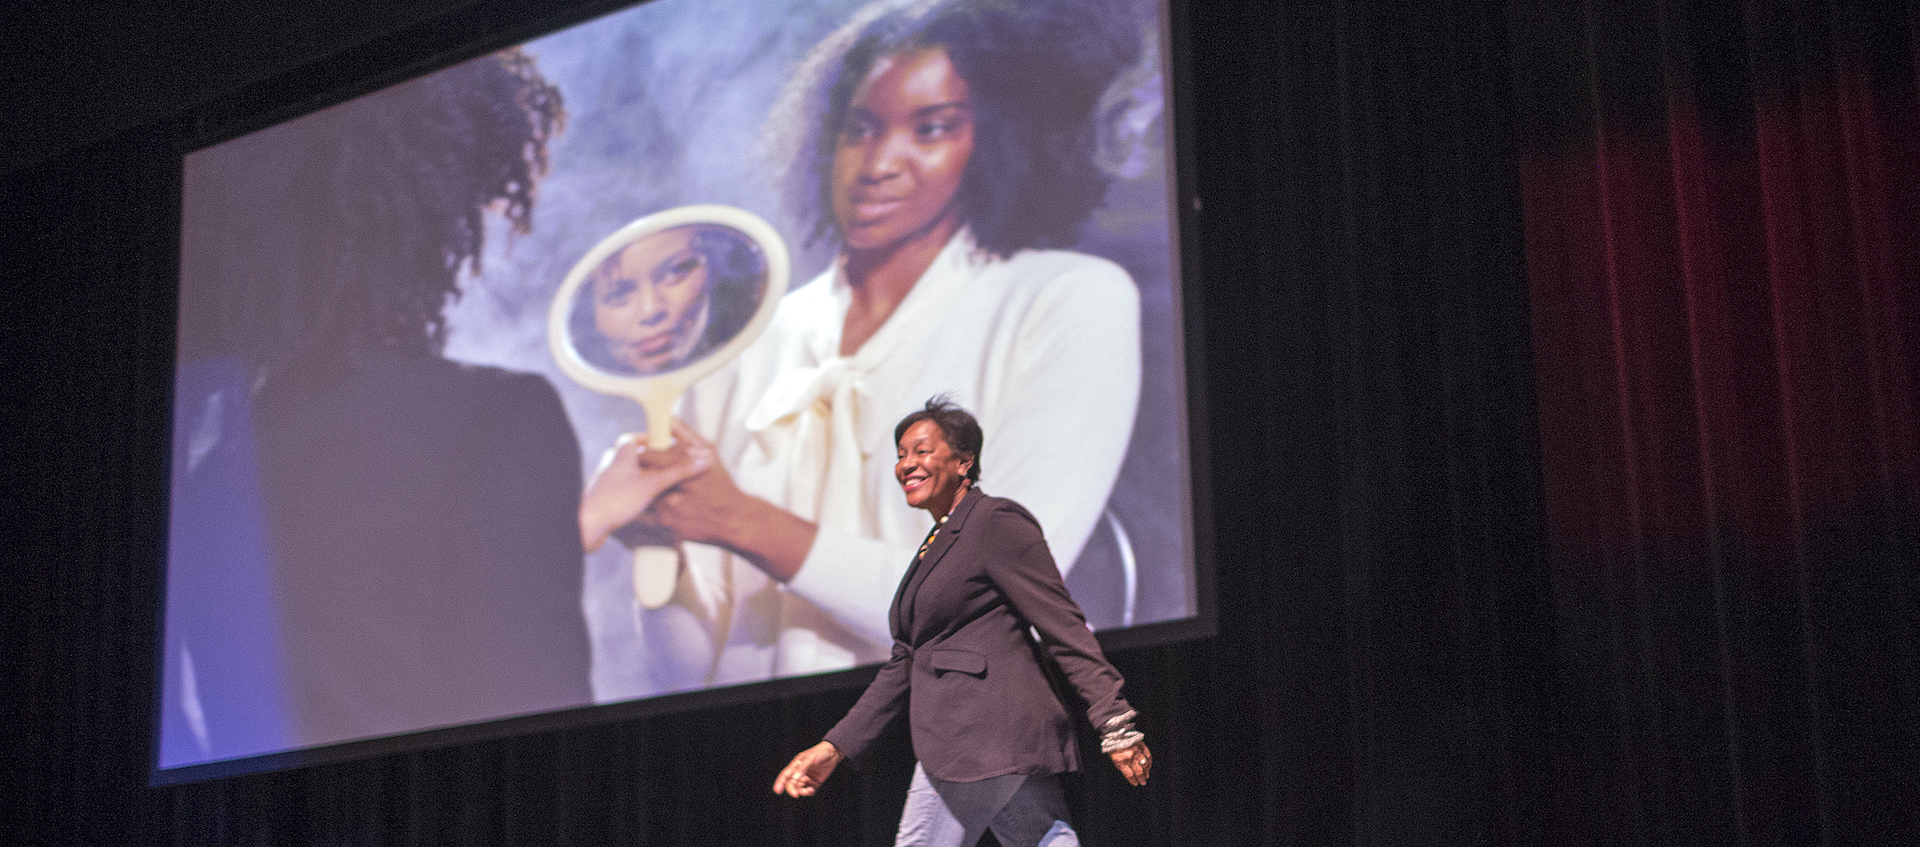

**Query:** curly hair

left=188, top=48, right=563, bottom=367
left=765, top=0, right=1141, bottom=259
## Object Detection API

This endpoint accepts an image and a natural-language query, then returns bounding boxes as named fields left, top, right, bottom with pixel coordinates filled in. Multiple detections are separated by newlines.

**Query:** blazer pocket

left=928, top=648, right=987, bottom=677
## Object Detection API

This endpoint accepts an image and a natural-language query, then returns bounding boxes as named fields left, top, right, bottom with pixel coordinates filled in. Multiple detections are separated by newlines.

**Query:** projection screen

left=159, top=0, right=1197, bottom=782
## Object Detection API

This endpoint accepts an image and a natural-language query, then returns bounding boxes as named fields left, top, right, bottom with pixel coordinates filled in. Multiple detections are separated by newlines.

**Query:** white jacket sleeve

left=977, top=259, right=1141, bottom=576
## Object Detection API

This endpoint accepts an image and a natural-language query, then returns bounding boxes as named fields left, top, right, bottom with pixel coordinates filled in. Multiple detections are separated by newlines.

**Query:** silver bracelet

left=1098, top=709, right=1144, bottom=753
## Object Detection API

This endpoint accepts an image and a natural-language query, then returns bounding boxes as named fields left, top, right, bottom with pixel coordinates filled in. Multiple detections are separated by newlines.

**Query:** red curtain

left=1516, top=1, right=1920, bottom=842
left=1525, top=37, right=1920, bottom=570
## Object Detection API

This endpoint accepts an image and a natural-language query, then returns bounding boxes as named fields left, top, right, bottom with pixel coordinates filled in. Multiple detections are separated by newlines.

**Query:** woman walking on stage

left=773, top=398, right=1152, bottom=847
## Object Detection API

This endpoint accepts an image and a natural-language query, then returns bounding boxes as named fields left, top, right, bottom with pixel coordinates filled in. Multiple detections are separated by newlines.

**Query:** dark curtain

left=2, top=131, right=182, bottom=846
left=1513, top=0, right=1920, bottom=843
left=5, top=0, right=1560, bottom=844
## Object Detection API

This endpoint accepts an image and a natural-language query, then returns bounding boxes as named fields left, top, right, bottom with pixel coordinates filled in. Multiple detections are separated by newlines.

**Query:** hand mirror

left=549, top=204, right=789, bottom=608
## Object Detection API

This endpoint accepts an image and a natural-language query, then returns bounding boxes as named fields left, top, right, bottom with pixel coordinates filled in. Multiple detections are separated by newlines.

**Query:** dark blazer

left=823, top=489, right=1133, bottom=782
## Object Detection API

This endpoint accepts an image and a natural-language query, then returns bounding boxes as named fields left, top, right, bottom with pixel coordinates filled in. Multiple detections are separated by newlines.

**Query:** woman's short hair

left=894, top=395, right=984, bottom=482
left=766, top=0, right=1141, bottom=259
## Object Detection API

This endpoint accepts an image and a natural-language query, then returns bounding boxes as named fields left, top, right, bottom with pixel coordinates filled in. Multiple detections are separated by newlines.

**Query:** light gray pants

left=894, top=762, right=1080, bottom=847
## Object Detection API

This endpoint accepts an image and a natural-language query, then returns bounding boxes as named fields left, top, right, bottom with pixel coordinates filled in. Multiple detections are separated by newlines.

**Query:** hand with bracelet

left=1101, top=710, right=1152, bottom=786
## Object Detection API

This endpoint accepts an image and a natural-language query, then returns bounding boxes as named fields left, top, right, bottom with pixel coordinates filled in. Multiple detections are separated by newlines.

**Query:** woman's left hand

left=1109, top=741, right=1152, bottom=786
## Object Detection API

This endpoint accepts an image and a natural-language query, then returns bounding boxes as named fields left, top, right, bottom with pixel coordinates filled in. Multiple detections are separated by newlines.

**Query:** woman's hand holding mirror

left=634, top=422, right=817, bottom=584
left=580, top=432, right=712, bottom=553
left=549, top=205, right=789, bottom=608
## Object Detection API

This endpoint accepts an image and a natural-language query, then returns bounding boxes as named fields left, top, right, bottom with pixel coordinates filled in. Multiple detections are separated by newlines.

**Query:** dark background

left=5, top=0, right=1913, bottom=844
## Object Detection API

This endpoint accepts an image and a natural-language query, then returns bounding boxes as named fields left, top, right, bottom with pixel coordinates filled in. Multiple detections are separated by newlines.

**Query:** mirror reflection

left=568, top=224, right=767, bottom=376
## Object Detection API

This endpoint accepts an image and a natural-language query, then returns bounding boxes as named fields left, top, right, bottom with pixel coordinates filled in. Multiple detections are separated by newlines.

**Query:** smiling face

left=895, top=419, right=974, bottom=516
left=590, top=227, right=711, bottom=374
left=831, top=46, right=975, bottom=259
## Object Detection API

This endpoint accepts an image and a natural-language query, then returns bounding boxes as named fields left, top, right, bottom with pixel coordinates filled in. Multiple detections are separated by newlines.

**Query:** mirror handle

left=633, top=546, right=681, bottom=609
left=638, top=386, right=677, bottom=451
left=633, top=384, right=683, bottom=608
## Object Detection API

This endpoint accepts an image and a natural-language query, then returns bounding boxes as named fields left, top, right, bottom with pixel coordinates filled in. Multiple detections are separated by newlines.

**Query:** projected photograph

left=163, top=0, right=1194, bottom=775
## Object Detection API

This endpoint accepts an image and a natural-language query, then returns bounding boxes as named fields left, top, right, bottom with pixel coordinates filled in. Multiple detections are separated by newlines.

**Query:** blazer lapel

left=892, top=488, right=986, bottom=641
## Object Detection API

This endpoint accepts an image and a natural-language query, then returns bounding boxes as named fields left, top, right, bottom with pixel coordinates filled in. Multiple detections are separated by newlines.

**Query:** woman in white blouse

left=587, top=0, right=1144, bottom=693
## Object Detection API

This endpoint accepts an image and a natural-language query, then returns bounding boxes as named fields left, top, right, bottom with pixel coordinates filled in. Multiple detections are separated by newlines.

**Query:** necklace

left=915, top=513, right=947, bottom=560
left=913, top=487, right=967, bottom=560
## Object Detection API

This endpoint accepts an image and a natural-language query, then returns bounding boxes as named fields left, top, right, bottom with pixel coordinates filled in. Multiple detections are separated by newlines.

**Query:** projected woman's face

left=831, top=46, right=975, bottom=256
left=591, top=227, right=711, bottom=374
